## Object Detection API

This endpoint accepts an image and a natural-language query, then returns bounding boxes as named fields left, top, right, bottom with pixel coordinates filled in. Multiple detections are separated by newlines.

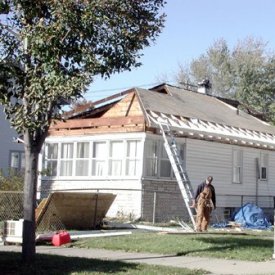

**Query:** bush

left=0, top=170, right=24, bottom=191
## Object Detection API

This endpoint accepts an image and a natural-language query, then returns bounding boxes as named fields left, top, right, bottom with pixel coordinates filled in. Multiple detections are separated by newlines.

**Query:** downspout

left=255, top=158, right=260, bottom=205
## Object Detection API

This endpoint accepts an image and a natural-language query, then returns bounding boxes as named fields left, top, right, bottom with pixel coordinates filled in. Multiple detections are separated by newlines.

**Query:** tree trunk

left=22, top=137, right=39, bottom=263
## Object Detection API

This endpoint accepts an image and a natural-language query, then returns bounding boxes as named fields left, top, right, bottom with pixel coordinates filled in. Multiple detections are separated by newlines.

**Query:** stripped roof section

left=58, top=83, right=275, bottom=149
left=135, top=85, right=275, bottom=135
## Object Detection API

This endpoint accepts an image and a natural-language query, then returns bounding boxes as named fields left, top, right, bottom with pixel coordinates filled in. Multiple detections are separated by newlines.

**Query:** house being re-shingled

left=38, top=83, right=275, bottom=223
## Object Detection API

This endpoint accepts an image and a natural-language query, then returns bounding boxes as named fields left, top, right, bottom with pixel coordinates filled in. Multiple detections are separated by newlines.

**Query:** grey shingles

left=136, top=85, right=275, bottom=135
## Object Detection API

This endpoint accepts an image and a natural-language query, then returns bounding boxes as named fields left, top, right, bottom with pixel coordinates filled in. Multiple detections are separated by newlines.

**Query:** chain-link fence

left=0, top=191, right=24, bottom=236
left=0, top=191, right=24, bottom=221
left=0, top=188, right=274, bottom=234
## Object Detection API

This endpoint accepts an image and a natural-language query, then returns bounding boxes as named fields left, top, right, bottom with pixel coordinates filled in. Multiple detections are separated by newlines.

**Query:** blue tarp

left=233, top=203, right=271, bottom=229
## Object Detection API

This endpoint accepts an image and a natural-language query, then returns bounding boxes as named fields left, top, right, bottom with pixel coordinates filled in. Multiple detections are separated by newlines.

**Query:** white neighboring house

left=0, top=105, right=24, bottom=175
left=38, top=84, right=275, bottom=222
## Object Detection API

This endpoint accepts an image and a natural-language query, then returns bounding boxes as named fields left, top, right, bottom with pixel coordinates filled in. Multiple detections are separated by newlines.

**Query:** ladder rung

left=159, top=121, right=196, bottom=229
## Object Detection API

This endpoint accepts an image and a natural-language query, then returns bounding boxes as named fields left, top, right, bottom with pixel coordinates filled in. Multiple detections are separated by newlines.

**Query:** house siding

left=39, top=132, right=146, bottom=219
left=39, top=85, right=275, bottom=224
left=0, top=106, right=24, bottom=174
left=186, top=138, right=275, bottom=209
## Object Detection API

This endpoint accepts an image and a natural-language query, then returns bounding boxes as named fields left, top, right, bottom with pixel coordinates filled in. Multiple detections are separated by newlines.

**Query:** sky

left=85, top=0, right=275, bottom=102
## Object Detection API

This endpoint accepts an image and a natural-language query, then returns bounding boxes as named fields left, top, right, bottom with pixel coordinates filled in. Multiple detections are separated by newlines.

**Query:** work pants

left=196, top=201, right=212, bottom=232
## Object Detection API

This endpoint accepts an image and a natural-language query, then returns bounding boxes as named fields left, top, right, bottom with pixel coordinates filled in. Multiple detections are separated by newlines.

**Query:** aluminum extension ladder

left=158, top=121, right=196, bottom=231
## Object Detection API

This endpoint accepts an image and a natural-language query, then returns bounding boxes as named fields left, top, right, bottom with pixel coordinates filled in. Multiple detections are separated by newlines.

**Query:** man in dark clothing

left=193, top=176, right=216, bottom=209
left=191, top=176, right=216, bottom=231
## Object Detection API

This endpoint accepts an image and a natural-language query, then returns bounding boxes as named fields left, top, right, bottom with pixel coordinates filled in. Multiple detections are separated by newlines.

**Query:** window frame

left=60, top=142, right=74, bottom=177
left=9, top=150, right=25, bottom=173
left=42, top=137, right=143, bottom=179
left=144, top=137, right=185, bottom=179
left=259, top=152, right=268, bottom=181
left=91, top=141, right=108, bottom=177
left=75, top=142, right=90, bottom=176
left=125, top=140, right=142, bottom=176
left=232, top=149, right=243, bottom=184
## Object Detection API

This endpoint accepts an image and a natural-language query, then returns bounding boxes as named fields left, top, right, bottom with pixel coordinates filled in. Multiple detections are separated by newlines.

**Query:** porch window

left=126, top=140, right=141, bottom=176
left=232, top=149, right=242, bottom=183
left=145, top=140, right=158, bottom=177
left=75, top=142, right=89, bottom=176
left=60, top=143, right=73, bottom=176
left=44, top=143, right=58, bottom=176
left=109, top=141, right=124, bottom=176
left=92, top=142, right=107, bottom=176
left=160, top=144, right=171, bottom=177
left=171, top=144, right=185, bottom=179
left=260, top=153, right=268, bottom=180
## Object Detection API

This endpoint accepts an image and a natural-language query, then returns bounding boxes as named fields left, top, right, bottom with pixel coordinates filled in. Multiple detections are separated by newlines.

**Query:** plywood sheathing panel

left=48, top=116, right=146, bottom=136
left=48, top=91, right=147, bottom=136
left=102, top=92, right=143, bottom=118
left=36, top=192, right=116, bottom=230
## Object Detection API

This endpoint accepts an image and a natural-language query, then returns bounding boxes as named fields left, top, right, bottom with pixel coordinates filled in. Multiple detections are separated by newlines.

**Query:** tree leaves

left=0, top=0, right=166, bottom=143
left=176, top=37, right=275, bottom=124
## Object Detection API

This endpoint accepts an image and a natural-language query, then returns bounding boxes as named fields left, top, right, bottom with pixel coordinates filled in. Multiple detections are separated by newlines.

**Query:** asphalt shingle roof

left=136, top=85, right=275, bottom=135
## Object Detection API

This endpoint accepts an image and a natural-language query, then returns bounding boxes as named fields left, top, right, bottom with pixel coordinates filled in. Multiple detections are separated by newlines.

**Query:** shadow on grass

left=176, top=236, right=273, bottom=257
left=0, top=251, right=140, bottom=275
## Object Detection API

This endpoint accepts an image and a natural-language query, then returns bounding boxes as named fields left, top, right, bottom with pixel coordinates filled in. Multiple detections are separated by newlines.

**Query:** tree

left=176, top=37, right=275, bottom=124
left=0, top=0, right=166, bottom=262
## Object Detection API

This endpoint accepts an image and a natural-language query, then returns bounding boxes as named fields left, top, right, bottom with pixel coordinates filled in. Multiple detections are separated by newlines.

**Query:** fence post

left=93, top=193, right=99, bottom=229
left=152, top=192, right=156, bottom=224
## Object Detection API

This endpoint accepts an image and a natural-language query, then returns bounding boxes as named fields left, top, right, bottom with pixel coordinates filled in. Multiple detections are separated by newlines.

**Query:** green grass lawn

left=73, top=229, right=274, bottom=262
left=0, top=251, right=207, bottom=275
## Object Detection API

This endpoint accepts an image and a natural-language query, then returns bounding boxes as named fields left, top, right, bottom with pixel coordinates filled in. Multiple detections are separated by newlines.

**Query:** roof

left=135, top=85, right=275, bottom=149
left=136, top=85, right=275, bottom=135
left=56, top=84, right=275, bottom=150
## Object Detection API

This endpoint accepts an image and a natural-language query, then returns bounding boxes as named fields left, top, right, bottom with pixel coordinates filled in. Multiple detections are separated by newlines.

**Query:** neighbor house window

left=126, top=140, right=141, bottom=176
left=260, top=153, right=268, bottom=180
left=145, top=140, right=158, bottom=177
left=75, top=142, right=89, bottom=176
left=109, top=141, right=124, bottom=176
left=91, top=142, right=107, bottom=176
left=60, top=143, right=73, bottom=176
left=44, top=143, right=58, bottom=176
left=10, top=151, right=25, bottom=173
left=233, top=149, right=242, bottom=183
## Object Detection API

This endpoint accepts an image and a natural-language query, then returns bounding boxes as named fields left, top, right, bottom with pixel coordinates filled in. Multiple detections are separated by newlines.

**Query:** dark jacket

left=194, top=181, right=216, bottom=208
